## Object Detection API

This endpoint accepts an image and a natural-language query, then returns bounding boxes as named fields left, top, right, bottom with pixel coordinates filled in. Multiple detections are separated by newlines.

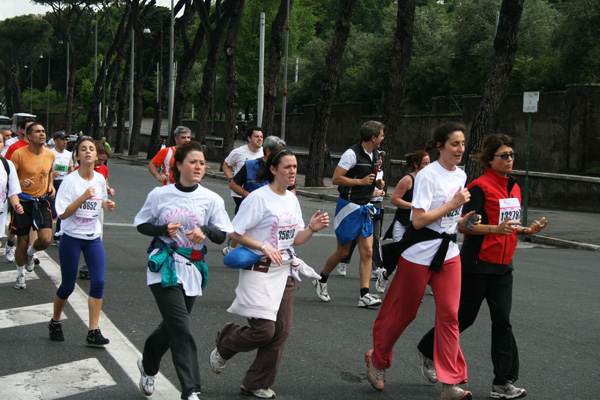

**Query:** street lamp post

left=167, top=0, right=175, bottom=146
left=29, top=53, right=44, bottom=114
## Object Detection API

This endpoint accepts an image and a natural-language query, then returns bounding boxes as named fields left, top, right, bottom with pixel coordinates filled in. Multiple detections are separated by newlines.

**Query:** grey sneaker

left=358, top=293, right=382, bottom=308
left=312, top=279, right=331, bottom=302
left=222, top=246, right=232, bottom=256
left=441, top=384, right=472, bottom=400
left=365, top=349, right=385, bottom=391
left=25, top=254, right=35, bottom=272
left=240, top=385, right=276, bottom=399
left=418, top=351, right=437, bottom=383
left=6, top=244, right=15, bottom=262
left=375, top=270, right=388, bottom=293
left=336, top=262, right=347, bottom=276
left=137, top=357, right=155, bottom=396
left=15, top=273, right=26, bottom=290
left=209, top=347, right=227, bottom=374
left=490, top=382, right=527, bottom=399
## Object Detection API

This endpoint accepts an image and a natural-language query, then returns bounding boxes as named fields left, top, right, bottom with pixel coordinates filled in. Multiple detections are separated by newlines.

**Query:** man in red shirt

left=148, top=126, right=192, bottom=185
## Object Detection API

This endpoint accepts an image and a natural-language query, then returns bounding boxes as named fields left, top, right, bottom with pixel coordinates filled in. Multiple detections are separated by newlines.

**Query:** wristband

left=308, top=224, right=316, bottom=233
left=259, top=243, right=266, bottom=252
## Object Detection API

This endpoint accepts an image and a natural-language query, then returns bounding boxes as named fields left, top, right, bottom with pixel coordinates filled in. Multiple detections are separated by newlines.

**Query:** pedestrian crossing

left=0, top=251, right=180, bottom=399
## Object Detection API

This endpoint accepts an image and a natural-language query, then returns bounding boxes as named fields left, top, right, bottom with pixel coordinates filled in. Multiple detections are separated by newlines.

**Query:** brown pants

left=217, top=276, right=295, bottom=390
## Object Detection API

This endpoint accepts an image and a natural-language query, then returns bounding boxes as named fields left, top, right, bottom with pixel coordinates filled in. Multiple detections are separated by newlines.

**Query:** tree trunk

left=129, top=26, right=145, bottom=156
left=195, top=0, right=230, bottom=143
left=115, top=39, right=132, bottom=154
left=464, top=0, right=524, bottom=182
left=222, top=0, right=246, bottom=157
left=381, top=0, right=417, bottom=174
left=305, top=0, right=356, bottom=187
left=172, top=4, right=205, bottom=130
left=261, top=0, right=294, bottom=137
left=103, top=8, right=132, bottom=145
left=147, top=65, right=170, bottom=160
left=9, top=60, right=25, bottom=113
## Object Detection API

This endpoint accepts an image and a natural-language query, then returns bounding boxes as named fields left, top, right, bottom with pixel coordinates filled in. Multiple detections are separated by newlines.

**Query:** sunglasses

left=494, top=153, right=516, bottom=160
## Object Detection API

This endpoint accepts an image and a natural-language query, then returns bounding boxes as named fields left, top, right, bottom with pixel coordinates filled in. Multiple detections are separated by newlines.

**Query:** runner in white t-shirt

left=222, top=127, right=263, bottom=214
left=134, top=141, right=233, bottom=399
left=210, top=148, right=329, bottom=399
left=50, top=131, right=74, bottom=243
left=366, top=122, right=475, bottom=400
left=0, top=134, right=24, bottom=238
left=50, top=137, right=116, bottom=347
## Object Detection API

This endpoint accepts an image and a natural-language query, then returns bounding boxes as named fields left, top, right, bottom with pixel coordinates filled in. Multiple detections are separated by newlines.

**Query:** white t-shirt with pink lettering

left=401, top=161, right=466, bottom=265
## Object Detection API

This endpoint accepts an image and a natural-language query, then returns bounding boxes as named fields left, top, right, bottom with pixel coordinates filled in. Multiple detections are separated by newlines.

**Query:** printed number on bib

left=277, top=225, right=297, bottom=251
left=54, top=164, right=69, bottom=173
left=76, top=198, right=102, bottom=219
left=499, top=198, right=521, bottom=224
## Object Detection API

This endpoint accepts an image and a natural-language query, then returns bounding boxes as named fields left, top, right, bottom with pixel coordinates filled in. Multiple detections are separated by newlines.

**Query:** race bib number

left=75, top=198, right=102, bottom=219
left=54, top=164, right=69, bottom=173
left=276, top=219, right=298, bottom=251
left=499, top=198, right=521, bottom=223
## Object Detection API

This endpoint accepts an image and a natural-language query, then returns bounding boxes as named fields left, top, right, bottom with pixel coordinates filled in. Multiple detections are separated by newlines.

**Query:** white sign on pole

left=523, top=91, right=539, bottom=113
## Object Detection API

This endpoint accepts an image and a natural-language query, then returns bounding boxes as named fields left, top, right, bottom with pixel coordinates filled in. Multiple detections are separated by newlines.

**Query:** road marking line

left=0, top=358, right=116, bottom=399
left=0, top=270, right=40, bottom=285
left=0, top=303, right=67, bottom=330
left=36, top=251, right=181, bottom=398
left=103, top=222, right=135, bottom=227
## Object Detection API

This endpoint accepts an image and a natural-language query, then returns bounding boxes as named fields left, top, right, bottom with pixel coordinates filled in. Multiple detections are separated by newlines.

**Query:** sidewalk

left=115, top=150, right=600, bottom=252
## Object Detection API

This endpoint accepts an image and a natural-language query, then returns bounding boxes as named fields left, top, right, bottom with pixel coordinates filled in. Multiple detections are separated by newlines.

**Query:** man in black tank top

left=313, top=121, right=385, bottom=308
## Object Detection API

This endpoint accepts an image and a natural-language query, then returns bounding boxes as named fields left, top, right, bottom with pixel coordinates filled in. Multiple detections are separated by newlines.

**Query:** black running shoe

left=48, top=319, right=65, bottom=341
left=86, top=328, right=109, bottom=347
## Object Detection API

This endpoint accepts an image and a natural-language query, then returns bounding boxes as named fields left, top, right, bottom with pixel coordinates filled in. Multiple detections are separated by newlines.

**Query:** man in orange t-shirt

left=11, top=123, right=55, bottom=290
left=148, top=126, right=192, bottom=185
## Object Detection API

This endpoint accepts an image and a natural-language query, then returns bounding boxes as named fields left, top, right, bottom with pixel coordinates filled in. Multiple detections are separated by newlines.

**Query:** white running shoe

left=222, top=246, right=232, bottom=256
left=441, top=384, right=472, bottom=400
left=371, top=267, right=385, bottom=280
left=240, top=385, right=276, bottom=399
left=209, top=347, right=227, bottom=374
left=137, top=357, right=155, bottom=396
left=375, top=270, right=388, bottom=293
left=358, top=293, right=382, bottom=308
left=336, top=262, right=347, bottom=276
left=5, top=244, right=15, bottom=262
left=25, top=254, right=34, bottom=272
left=418, top=351, right=437, bottom=384
left=490, top=381, right=527, bottom=399
left=365, top=349, right=385, bottom=391
left=312, top=280, right=331, bottom=302
left=187, top=392, right=201, bottom=400
left=15, top=273, right=26, bottom=290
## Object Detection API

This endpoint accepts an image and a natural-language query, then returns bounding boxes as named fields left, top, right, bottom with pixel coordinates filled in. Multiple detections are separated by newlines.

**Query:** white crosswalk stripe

left=0, top=251, right=181, bottom=398
left=0, top=270, right=40, bottom=285
left=0, top=358, right=116, bottom=399
left=0, top=303, right=67, bottom=330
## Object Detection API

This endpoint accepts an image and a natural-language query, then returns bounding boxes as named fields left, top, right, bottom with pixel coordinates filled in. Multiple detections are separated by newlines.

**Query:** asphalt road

left=0, top=159, right=598, bottom=399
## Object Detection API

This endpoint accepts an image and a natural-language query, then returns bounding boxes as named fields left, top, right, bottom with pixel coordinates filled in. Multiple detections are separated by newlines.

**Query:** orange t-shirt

left=151, top=146, right=176, bottom=185
left=11, top=146, right=55, bottom=198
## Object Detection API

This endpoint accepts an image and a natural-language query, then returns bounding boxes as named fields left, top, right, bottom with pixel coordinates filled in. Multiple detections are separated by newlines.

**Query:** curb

left=525, top=235, right=600, bottom=252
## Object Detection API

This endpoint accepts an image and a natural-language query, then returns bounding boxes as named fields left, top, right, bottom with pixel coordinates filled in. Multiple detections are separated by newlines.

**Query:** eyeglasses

left=494, top=153, right=516, bottom=160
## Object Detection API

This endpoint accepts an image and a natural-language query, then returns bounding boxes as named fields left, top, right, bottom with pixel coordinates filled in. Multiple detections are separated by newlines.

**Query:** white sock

left=27, top=246, right=36, bottom=257
left=16, top=266, right=25, bottom=275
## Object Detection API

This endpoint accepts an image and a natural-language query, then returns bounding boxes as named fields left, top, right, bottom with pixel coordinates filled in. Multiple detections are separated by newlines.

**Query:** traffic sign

left=523, top=91, right=539, bottom=113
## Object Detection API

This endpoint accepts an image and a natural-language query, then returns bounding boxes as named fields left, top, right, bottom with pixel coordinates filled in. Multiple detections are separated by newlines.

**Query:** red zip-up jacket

left=461, top=168, right=521, bottom=273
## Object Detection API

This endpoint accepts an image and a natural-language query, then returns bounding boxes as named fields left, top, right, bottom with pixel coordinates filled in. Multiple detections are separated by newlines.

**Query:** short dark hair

left=359, top=121, right=384, bottom=142
left=172, top=141, right=205, bottom=182
left=471, top=133, right=514, bottom=171
left=246, top=126, right=263, bottom=140
left=403, top=150, right=430, bottom=171
left=26, top=122, right=44, bottom=136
